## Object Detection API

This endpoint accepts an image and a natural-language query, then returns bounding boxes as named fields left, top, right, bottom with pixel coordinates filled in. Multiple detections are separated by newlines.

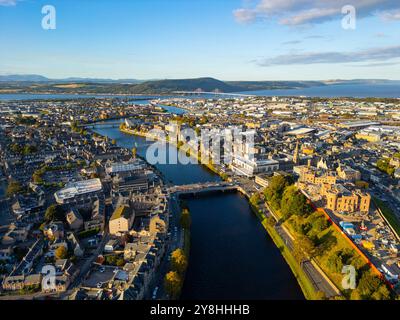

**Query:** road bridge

left=173, top=91, right=254, bottom=98
left=168, top=181, right=238, bottom=196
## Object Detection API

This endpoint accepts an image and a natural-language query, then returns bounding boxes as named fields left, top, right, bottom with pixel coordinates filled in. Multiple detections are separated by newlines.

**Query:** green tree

left=292, top=239, right=306, bottom=264
left=164, top=271, right=182, bottom=299
left=45, top=205, right=57, bottom=222
left=131, top=147, right=137, bottom=158
left=371, top=285, right=391, bottom=300
left=55, top=246, right=68, bottom=260
left=45, top=204, right=64, bottom=222
left=249, top=193, right=260, bottom=207
left=280, top=186, right=313, bottom=220
left=22, top=145, right=37, bottom=155
left=171, top=249, right=188, bottom=275
left=264, top=175, right=293, bottom=211
left=310, top=215, right=329, bottom=233
left=180, top=208, right=191, bottom=229
left=116, top=258, right=125, bottom=267
left=32, top=171, right=44, bottom=184
left=10, top=143, right=22, bottom=154
left=292, top=235, right=316, bottom=263
left=376, top=158, right=395, bottom=176
left=357, top=271, right=383, bottom=299
left=326, top=251, right=344, bottom=273
left=6, top=180, right=23, bottom=197
left=299, top=235, right=316, bottom=258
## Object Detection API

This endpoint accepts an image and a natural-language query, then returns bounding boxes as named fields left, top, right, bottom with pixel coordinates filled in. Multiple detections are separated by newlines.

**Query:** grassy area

left=249, top=203, right=318, bottom=300
left=373, top=197, right=400, bottom=237
left=284, top=210, right=367, bottom=298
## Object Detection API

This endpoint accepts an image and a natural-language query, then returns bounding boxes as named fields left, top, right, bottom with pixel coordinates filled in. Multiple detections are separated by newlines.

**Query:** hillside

left=0, top=77, right=326, bottom=94
left=1, top=76, right=397, bottom=95
left=127, top=77, right=243, bottom=94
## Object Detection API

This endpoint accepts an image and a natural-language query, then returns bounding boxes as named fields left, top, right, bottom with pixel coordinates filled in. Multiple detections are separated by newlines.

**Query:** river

left=92, top=120, right=304, bottom=300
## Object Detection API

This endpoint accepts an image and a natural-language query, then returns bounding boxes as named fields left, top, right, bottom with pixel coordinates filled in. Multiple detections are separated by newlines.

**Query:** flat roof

left=55, top=178, right=102, bottom=201
left=106, top=162, right=145, bottom=174
left=286, top=128, right=316, bottom=136
left=341, top=121, right=380, bottom=128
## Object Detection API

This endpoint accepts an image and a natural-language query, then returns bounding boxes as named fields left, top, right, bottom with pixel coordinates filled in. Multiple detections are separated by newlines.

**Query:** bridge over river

left=84, top=120, right=122, bottom=129
left=167, top=181, right=238, bottom=196
left=173, top=91, right=254, bottom=98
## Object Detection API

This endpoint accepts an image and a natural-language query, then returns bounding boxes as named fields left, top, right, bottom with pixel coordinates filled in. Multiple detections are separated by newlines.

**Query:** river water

left=92, top=120, right=303, bottom=300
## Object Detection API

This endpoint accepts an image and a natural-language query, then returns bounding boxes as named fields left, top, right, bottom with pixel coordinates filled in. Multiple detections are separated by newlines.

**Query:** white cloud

left=379, top=9, right=400, bottom=20
left=233, top=8, right=257, bottom=24
left=256, top=45, right=400, bottom=66
left=234, top=0, right=400, bottom=25
left=0, top=0, right=18, bottom=6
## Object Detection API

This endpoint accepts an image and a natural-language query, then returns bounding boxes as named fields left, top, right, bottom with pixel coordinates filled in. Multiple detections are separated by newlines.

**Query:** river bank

left=91, top=120, right=304, bottom=299
left=120, top=126, right=228, bottom=181
left=118, top=125, right=315, bottom=299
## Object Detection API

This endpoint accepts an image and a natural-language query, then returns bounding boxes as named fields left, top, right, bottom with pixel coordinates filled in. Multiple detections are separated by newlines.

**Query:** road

left=62, top=232, right=110, bottom=298
left=150, top=194, right=184, bottom=300
left=370, top=186, right=400, bottom=221
left=263, top=204, right=339, bottom=298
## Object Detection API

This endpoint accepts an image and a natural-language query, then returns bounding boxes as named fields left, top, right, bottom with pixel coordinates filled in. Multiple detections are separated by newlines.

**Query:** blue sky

left=0, top=0, right=400, bottom=80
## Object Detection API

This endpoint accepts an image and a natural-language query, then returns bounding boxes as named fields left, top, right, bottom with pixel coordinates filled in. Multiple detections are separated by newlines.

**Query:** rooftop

left=54, top=178, right=102, bottom=201
left=110, top=205, right=132, bottom=221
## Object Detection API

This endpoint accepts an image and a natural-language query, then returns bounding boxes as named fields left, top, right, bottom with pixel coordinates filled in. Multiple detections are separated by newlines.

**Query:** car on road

left=99, top=267, right=105, bottom=273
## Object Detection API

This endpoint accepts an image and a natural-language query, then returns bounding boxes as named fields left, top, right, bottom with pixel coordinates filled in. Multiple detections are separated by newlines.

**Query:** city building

left=54, top=178, right=103, bottom=205
left=109, top=205, right=135, bottom=235
left=324, top=184, right=371, bottom=213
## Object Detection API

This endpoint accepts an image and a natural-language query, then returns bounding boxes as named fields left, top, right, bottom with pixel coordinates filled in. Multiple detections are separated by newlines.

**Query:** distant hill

left=127, top=77, right=244, bottom=94
left=60, top=77, right=144, bottom=84
left=0, top=74, right=144, bottom=84
left=0, top=74, right=50, bottom=82
left=0, top=75, right=398, bottom=94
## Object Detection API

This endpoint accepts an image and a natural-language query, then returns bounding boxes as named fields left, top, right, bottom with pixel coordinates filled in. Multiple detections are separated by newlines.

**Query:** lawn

left=284, top=211, right=368, bottom=298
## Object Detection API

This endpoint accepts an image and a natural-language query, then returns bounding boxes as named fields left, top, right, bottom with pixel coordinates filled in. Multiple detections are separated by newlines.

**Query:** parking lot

left=83, top=267, right=116, bottom=288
